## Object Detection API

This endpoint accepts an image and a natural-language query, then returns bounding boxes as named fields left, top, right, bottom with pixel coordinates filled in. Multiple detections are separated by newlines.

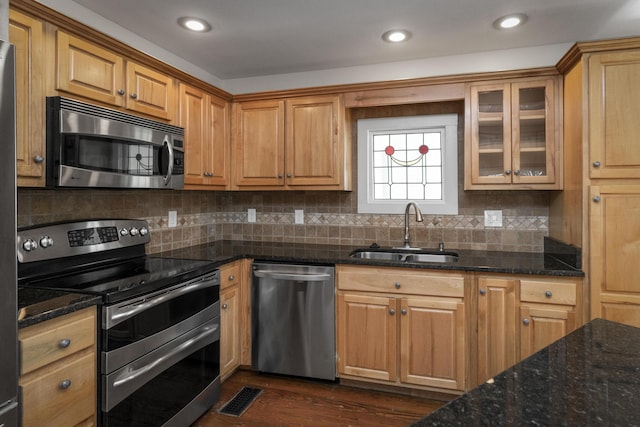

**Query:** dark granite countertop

left=412, top=318, right=640, bottom=426
left=159, top=239, right=584, bottom=277
left=17, top=288, right=101, bottom=329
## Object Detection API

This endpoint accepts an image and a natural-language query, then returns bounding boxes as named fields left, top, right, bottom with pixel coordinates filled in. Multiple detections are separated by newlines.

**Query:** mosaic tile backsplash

left=18, top=188, right=549, bottom=254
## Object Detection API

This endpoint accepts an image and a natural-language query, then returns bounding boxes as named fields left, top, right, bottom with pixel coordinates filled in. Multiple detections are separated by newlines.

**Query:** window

left=357, top=114, right=458, bottom=214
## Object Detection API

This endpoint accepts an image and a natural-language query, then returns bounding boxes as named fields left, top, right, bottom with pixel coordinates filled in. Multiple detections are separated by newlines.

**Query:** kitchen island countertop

left=412, top=318, right=640, bottom=426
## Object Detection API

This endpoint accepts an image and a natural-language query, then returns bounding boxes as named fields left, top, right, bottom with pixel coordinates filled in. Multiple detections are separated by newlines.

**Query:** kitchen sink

left=349, top=249, right=459, bottom=263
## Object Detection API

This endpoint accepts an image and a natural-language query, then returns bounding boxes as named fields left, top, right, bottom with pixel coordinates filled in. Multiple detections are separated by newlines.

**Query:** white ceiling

left=69, top=0, right=640, bottom=81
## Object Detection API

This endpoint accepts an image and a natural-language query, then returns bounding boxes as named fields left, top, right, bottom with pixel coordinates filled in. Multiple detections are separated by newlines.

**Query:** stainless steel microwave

left=46, top=96, right=184, bottom=189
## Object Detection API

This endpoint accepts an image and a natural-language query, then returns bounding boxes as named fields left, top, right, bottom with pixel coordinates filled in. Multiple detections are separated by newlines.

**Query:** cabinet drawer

left=337, top=265, right=464, bottom=297
left=20, top=308, right=95, bottom=375
left=20, top=350, right=96, bottom=427
left=520, top=280, right=577, bottom=305
left=219, top=262, right=241, bottom=290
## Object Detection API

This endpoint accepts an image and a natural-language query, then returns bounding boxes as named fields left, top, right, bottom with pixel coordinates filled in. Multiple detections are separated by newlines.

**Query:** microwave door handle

left=163, top=136, right=174, bottom=185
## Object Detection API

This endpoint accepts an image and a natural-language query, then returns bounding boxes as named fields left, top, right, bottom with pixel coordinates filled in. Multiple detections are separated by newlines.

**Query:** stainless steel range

left=17, top=219, right=220, bottom=427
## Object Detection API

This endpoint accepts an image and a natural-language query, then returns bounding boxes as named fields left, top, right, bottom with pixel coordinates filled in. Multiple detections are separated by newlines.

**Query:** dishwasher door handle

left=253, top=270, right=331, bottom=282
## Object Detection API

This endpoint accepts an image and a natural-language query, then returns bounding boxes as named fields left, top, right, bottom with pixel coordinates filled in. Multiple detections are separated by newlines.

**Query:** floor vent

left=218, top=386, right=263, bottom=417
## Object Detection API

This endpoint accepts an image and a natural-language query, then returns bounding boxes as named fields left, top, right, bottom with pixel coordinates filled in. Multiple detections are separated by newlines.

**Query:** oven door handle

left=104, top=321, right=219, bottom=412
left=253, top=270, right=331, bottom=282
left=106, top=275, right=217, bottom=329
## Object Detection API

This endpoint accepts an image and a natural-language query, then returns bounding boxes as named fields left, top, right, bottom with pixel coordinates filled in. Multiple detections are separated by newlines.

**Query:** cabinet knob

left=523, top=318, right=530, bottom=326
left=389, top=308, right=395, bottom=316
left=593, top=161, right=601, bottom=168
left=278, top=174, right=283, bottom=179
left=130, top=93, right=138, bottom=99
left=228, top=275, right=235, bottom=281
left=513, top=170, right=520, bottom=176
left=287, top=173, right=292, bottom=178
left=222, top=303, right=228, bottom=309
left=59, top=379, right=71, bottom=390
left=593, top=195, right=601, bottom=203
left=545, top=290, right=553, bottom=298
left=117, top=89, right=125, bottom=95
left=394, top=282, right=401, bottom=289
left=33, top=155, right=44, bottom=164
left=505, top=169, right=511, bottom=176
left=59, top=338, right=71, bottom=349
left=401, top=309, right=407, bottom=316
left=479, top=289, right=486, bottom=295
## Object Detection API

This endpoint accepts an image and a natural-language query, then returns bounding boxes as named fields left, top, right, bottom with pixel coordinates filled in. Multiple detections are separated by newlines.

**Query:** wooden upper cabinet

left=233, top=94, right=348, bottom=190
left=465, top=76, right=562, bottom=190
left=180, top=83, right=230, bottom=189
left=589, top=50, right=640, bottom=179
left=10, top=9, right=46, bottom=187
left=56, top=30, right=175, bottom=121
left=233, top=99, right=285, bottom=187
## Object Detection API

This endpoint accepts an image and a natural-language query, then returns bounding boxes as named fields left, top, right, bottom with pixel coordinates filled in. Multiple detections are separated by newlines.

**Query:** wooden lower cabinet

left=475, top=274, right=582, bottom=385
left=336, top=265, right=466, bottom=392
left=219, top=259, right=252, bottom=380
left=19, top=307, right=97, bottom=427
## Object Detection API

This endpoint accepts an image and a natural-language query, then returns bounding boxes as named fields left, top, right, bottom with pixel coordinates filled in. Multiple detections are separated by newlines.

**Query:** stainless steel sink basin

left=349, top=249, right=459, bottom=263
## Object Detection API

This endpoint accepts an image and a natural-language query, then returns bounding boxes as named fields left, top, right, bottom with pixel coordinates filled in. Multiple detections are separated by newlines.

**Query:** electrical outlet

left=484, top=210, right=502, bottom=227
left=294, top=209, right=304, bottom=224
left=248, top=208, right=256, bottom=223
left=168, top=210, right=177, bottom=228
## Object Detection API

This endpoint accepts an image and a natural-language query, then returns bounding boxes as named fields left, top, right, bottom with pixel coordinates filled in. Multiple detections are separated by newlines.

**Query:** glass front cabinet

left=465, top=77, right=562, bottom=190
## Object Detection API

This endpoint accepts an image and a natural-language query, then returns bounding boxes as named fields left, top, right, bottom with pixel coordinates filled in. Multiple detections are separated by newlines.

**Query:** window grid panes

left=372, top=131, right=443, bottom=201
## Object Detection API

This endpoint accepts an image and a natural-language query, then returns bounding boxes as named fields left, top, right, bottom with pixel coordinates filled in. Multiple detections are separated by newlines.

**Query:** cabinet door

left=590, top=185, right=640, bottom=324
left=125, top=61, right=175, bottom=121
left=400, top=297, right=465, bottom=390
left=477, top=277, right=517, bottom=383
left=180, top=84, right=208, bottom=185
left=285, top=95, right=342, bottom=186
left=56, top=31, right=125, bottom=107
left=511, top=79, right=558, bottom=185
left=220, top=285, right=241, bottom=380
left=233, top=100, right=285, bottom=187
left=467, top=82, right=512, bottom=185
left=10, top=10, right=46, bottom=186
left=589, top=50, right=640, bottom=179
left=520, top=305, right=576, bottom=359
left=337, top=293, right=397, bottom=382
left=206, top=94, right=230, bottom=186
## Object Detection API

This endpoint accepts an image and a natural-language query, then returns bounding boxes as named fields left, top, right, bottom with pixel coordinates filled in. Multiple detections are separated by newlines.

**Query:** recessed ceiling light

left=177, top=17, right=212, bottom=32
left=382, top=29, right=412, bottom=43
left=493, top=14, right=528, bottom=30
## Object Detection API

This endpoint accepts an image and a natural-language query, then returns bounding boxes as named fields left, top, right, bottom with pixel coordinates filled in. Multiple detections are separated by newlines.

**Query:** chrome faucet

left=402, top=202, right=423, bottom=249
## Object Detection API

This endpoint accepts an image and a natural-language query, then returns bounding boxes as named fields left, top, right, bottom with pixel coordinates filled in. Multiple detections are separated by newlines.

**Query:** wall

left=18, top=102, right=550, bottom=254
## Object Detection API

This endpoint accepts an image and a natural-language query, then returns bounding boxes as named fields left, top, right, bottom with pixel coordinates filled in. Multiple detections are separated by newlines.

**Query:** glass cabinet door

left=511, top=80, right=556, bottom=184
left=469, top=83, right=511, bottom=184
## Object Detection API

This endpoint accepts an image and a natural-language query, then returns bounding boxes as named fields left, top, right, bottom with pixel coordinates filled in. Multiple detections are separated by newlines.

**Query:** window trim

left=357, top=114, right=459, bottom=215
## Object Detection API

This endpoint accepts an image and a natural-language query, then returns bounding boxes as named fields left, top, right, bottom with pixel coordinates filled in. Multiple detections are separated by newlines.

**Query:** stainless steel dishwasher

left=252, top=263, right=336, bottom=381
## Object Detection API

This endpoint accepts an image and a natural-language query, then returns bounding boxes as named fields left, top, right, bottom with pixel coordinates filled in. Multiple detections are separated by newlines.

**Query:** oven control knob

left=22, top=239, right=38, bottom=252
left=39, top=236, right=53, bottom=248
left=130, top=227, right=139, bottom=236
left=120, top=228, right=129, bottom=236
left=139, top=227, right=149, bottom=236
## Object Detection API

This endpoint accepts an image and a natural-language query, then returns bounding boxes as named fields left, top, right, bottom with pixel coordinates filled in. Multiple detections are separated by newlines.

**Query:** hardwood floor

left=193, top=370, right=446, bottom=427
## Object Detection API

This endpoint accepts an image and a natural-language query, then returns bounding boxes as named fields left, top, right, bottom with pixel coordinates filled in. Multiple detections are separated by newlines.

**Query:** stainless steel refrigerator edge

left=0, top=39, right=18, bottom=426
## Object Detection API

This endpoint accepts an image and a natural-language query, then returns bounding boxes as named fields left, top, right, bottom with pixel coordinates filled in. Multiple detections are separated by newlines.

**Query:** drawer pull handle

left=395, top=282, right=401, bottom=289
left=228, top=275, right=235, bottom=281
left=523, top=318, right=530, bottom=326
left=59, top=379, right=71, bottom=390
left=545, top=290, right=553, bottom=298
left=59, top=339, right=71, bottom=349
left=479, top=289, right=486, bottom=295
left=222, top=303, right=228, bottom=309
left=389, top=309, right=395, bottom=316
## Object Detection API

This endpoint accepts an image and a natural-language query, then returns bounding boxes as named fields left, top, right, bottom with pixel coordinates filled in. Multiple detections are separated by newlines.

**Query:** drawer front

left=220, top=262, right=241, bottom=290
left=337, top=265, right=464, bottom=297
left=20, top=308, right=95, bottom=375
left=20, top=350, right=96, bottom=427
left=520, top=280, right=577, bottom=305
